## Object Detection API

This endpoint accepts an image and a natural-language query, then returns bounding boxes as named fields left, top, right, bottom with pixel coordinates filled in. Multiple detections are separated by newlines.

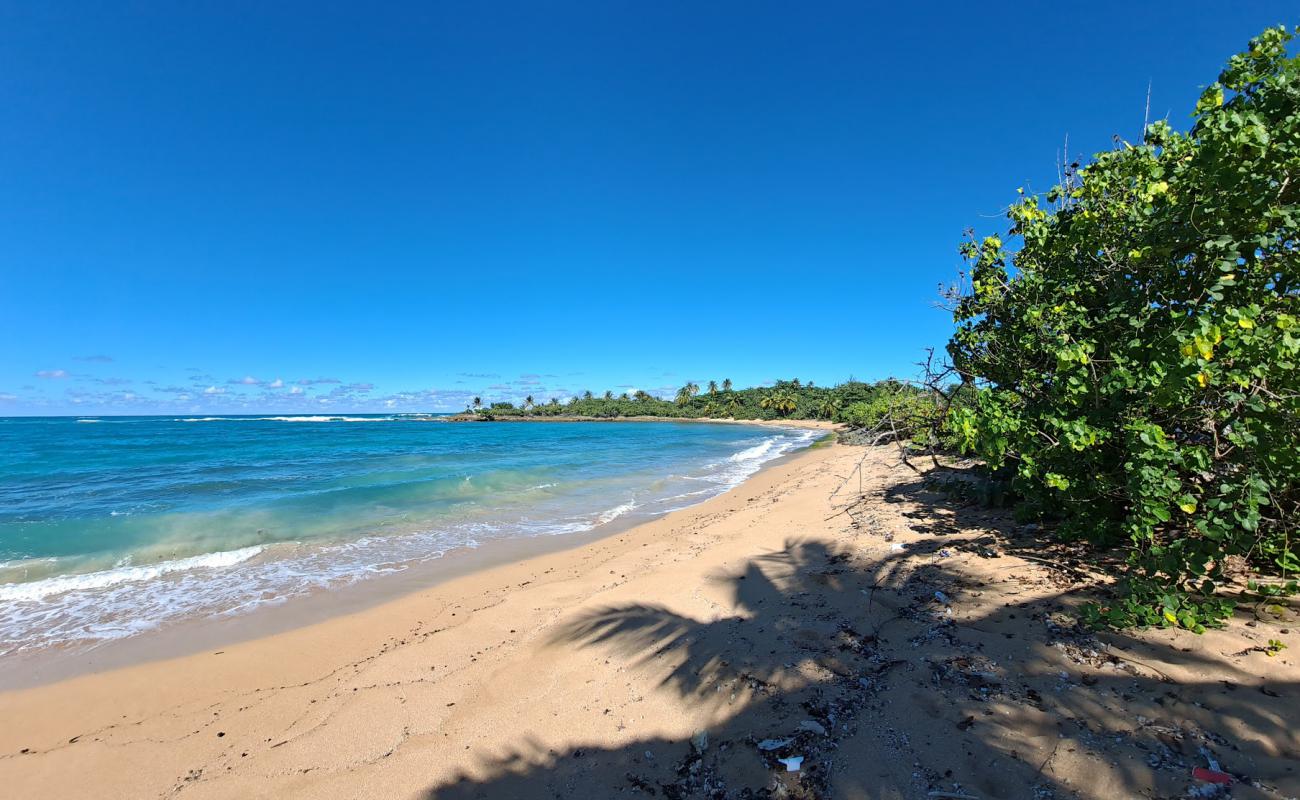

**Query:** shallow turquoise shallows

left=0, top=415, right=816, bottom=654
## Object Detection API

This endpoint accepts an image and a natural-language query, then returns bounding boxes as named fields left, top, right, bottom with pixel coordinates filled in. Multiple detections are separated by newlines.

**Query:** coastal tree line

left=464, top=376, right=955, bottom=430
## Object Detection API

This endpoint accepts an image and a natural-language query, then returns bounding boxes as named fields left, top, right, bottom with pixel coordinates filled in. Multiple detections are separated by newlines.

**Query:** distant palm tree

left=675, top=382, right=701, bottom=406
left=707, top=380, right=718, bottom=395
left=634, top=390, right=652, bottom=402
left=603, top=390, right=613, bottom=400
left=620, top=392, right=630, bottom=401
left=722, top=378, right=733, bottom=392
left=816, top=397, right=842, bottom=420
left=760, top=390, right=797, bottom=417
left=524, top=395, right=534, bottom=410
left=724, top=394, right=743, bottom=416
left=549, top=398, right=559, bottom=407
left=583, top=390, right=594, bottom=400
left=472, top=397, right=482, bottom=411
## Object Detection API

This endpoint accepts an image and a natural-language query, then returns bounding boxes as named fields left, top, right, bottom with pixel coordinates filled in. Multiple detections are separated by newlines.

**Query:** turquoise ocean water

left=0, top=415, right=816, bottom=655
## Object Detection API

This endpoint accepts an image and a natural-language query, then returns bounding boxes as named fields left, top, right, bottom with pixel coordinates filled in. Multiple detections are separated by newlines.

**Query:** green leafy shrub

left=947, top=27, right=1300, bottom=630
left=838, top=383, right=925, bottom=429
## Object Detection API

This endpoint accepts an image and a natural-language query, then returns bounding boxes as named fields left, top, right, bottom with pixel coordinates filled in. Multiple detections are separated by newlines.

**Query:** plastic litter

left=1198, top=747, right=1221, bottom=772
left=889, top=543, right=906, bottom=552
left=777, top=756, right=803, bottom=772
left=934, top=591, right=951, bottom=605
left=1191, top=767, right=1232, bottom=784
left=691, top=730, right=709, bottom=753
left=756, top=737, right=793, bottom=751
left=938, top=549, right=952, bottom=558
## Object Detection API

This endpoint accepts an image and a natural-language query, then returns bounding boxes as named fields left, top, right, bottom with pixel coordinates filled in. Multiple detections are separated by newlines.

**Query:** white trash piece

left=778, top=756, right=804, bottom=772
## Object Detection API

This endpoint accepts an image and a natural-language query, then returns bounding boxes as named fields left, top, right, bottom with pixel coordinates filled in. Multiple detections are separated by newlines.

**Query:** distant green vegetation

left=947, top=27, right=1299, bottom=631
left=465, top=377, right=953, bottom=434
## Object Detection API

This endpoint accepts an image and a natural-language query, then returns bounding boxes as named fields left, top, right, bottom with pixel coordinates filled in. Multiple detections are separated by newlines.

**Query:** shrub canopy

left=948, top=27, right=1299, bottom=629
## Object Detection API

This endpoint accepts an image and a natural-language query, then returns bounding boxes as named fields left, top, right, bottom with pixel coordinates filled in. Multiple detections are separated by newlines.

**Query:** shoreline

left=0, top=420, right=836, bottom=691
left=2, top=439, right=1294, bottom=799
left=436, top=414, right=838, bottom=426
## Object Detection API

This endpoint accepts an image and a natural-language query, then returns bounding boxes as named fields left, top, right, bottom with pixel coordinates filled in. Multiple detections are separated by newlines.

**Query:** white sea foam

left=711, top=429, right=819, bottom=488
left=177, top=416, right=395, bottom=423
left=0, top=546, right=265, bottom=603
left=597, top=498, right=639, bottom=524
left=260, top=416, right=393, bottom=423
left=659, top=488, right=715, bottom=503
left=727, top=437, right=779, bottom=462
left=75, top=419, right=101, bottom=423
left=0, top=536, right=441, bottom=654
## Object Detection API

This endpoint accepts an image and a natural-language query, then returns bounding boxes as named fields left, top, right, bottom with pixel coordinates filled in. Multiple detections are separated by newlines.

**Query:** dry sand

left=1, top=439, right=1296, bottom=799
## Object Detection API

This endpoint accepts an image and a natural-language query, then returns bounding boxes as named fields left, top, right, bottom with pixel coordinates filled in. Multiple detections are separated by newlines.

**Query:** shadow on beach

left=424, top=476, right=1299, bottom=799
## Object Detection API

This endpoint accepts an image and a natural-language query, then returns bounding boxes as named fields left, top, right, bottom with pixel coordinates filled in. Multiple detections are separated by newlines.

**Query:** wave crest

left=0, top=546, right=265, bottom=602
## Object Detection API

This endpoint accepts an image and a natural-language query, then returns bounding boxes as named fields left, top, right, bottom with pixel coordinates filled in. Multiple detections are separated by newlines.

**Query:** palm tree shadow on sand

left=425, top=483, right=1299, bottom=799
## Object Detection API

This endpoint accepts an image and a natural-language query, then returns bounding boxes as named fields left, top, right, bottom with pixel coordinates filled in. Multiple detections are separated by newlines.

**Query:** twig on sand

left=1036, top=738, right=1061, bottom=777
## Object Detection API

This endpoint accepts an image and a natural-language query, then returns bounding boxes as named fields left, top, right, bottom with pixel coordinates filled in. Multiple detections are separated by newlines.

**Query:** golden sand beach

left=2, top=437, right=1296, bottom=799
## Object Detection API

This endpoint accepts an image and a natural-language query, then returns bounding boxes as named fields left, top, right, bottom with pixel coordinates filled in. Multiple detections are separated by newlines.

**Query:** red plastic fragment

left=1191, top=767, right=1233, bottom=784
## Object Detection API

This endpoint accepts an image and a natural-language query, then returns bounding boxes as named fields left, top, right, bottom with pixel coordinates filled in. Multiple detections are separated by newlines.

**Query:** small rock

left=798, top=720, right=827, bottom=736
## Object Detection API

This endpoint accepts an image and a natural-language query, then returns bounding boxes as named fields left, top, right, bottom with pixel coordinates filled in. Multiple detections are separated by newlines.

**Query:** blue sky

left=1, top=2, right=1294, bottom=415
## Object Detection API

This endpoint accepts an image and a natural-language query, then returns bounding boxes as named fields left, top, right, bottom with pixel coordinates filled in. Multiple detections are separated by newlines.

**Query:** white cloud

left=36, top=369, right=69, bottom=379
left=269, top=378, right=284, bottom=389
left=290, top=386, right=303, bottom=395
left=204, top=385, right=226, bottom=395
left=0, top=393, right=16, bottom=402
